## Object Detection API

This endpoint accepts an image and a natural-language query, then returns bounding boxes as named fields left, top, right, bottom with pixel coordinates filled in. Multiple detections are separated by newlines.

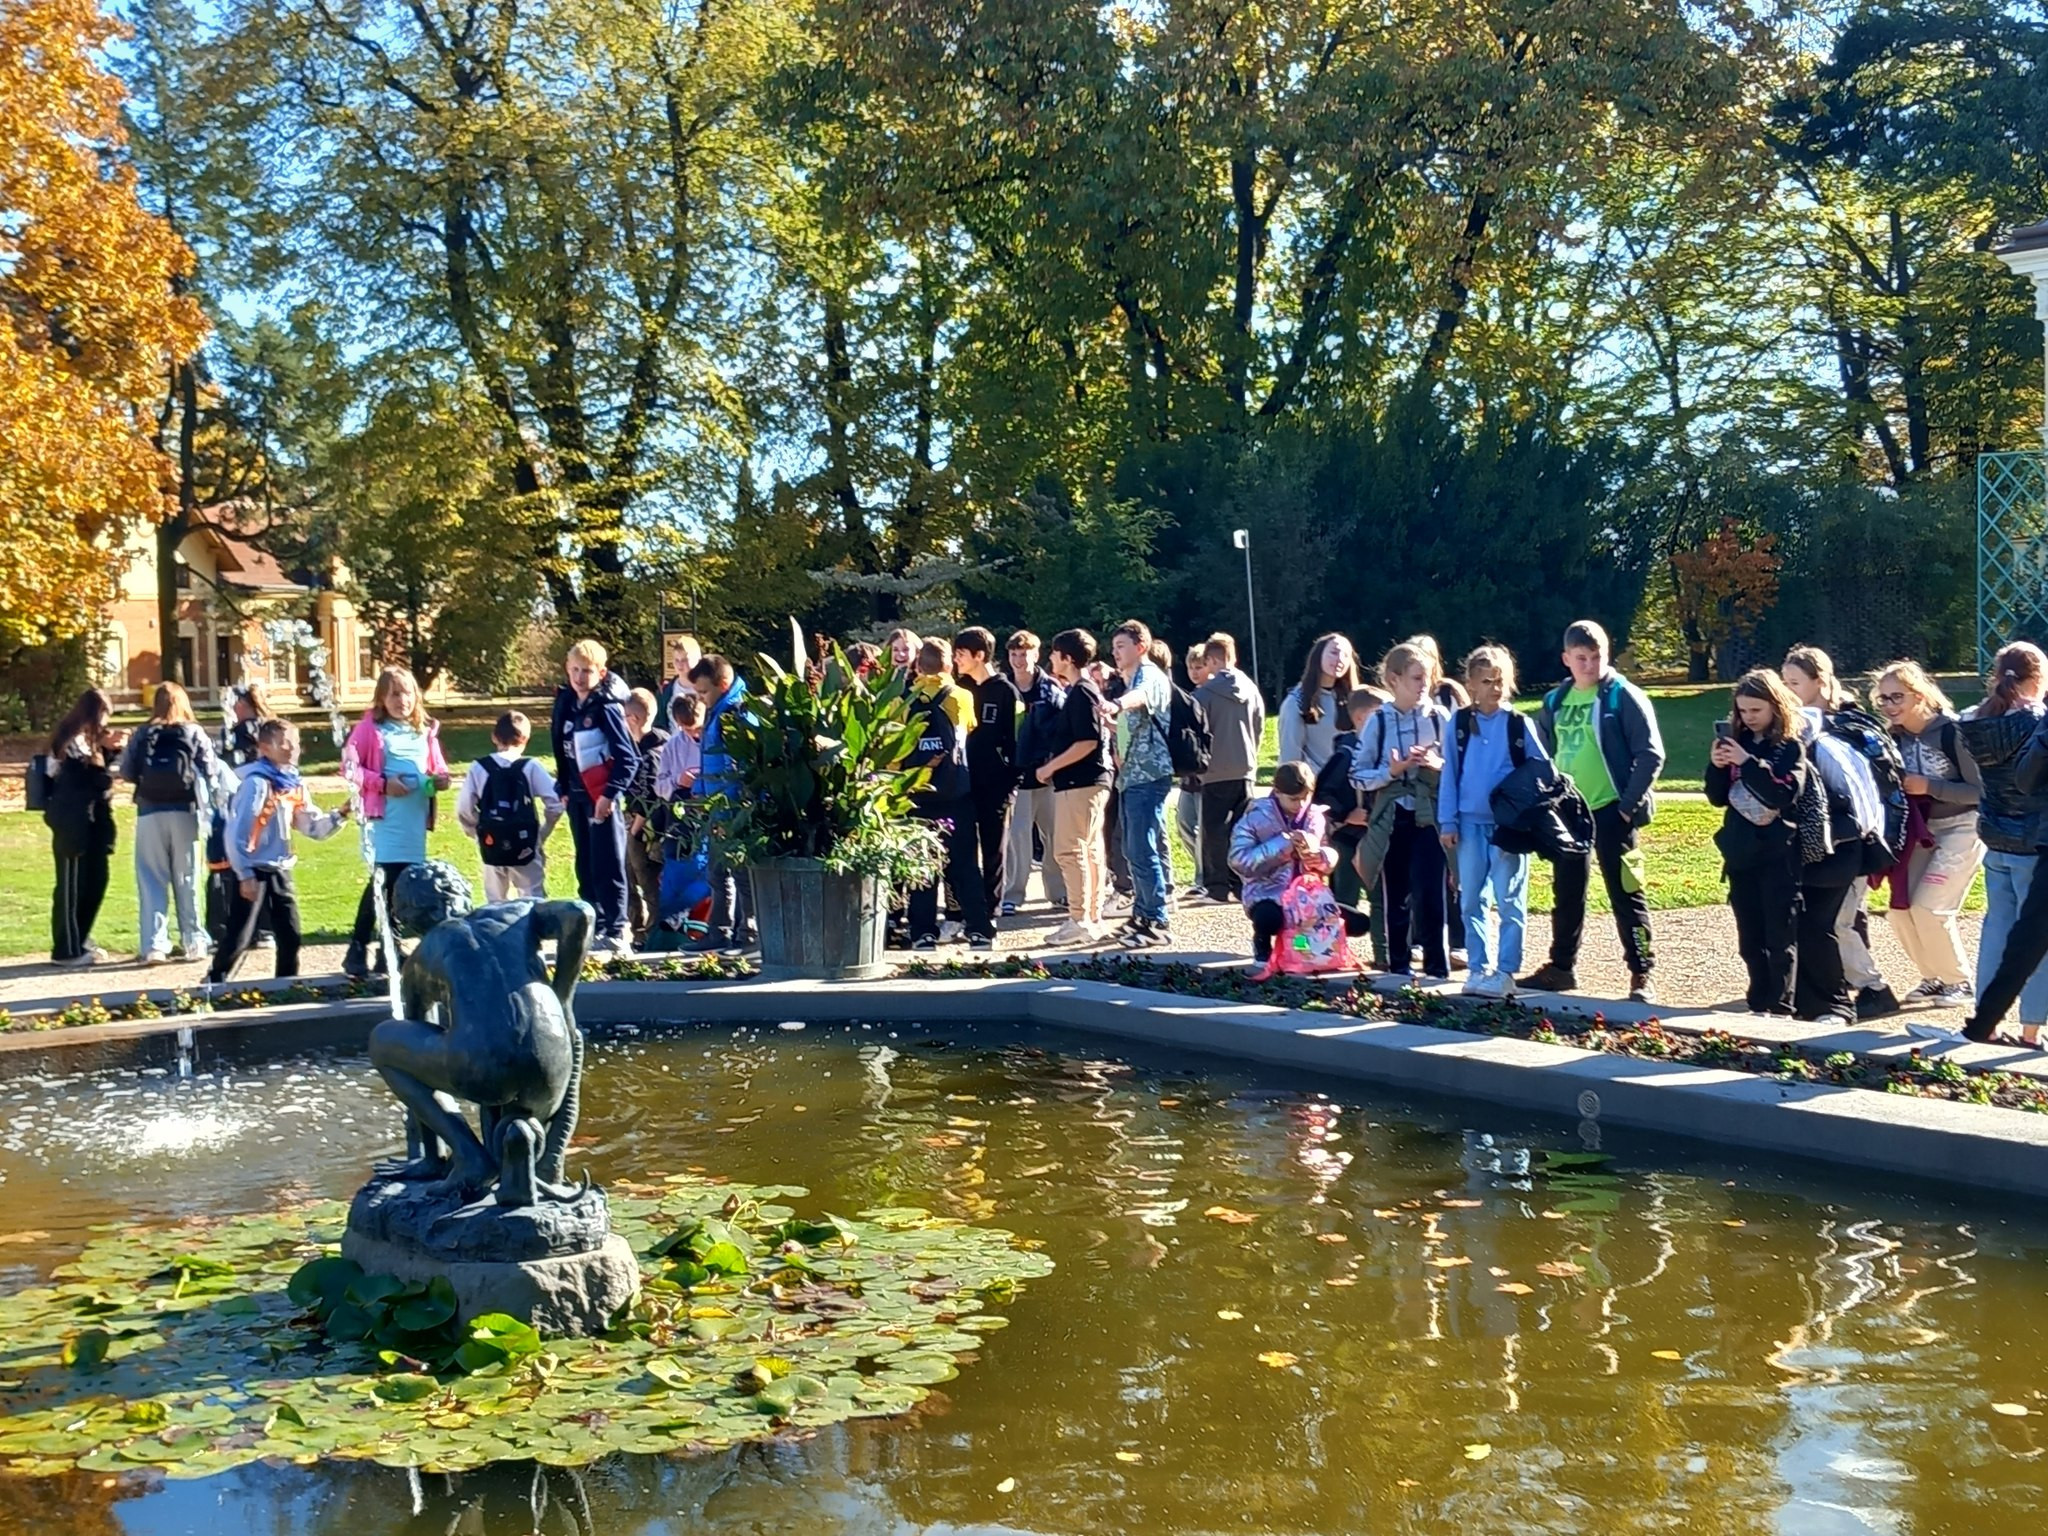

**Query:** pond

left=0, top=1018, right=2041, bottom=1534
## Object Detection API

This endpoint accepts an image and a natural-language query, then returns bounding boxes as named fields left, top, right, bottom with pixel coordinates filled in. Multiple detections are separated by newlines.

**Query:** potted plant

left=710, top=640, right=943, bottom=979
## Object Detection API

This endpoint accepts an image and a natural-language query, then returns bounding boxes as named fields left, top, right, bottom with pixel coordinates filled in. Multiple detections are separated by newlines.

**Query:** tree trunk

left=155, top=354, right=202, bottom=686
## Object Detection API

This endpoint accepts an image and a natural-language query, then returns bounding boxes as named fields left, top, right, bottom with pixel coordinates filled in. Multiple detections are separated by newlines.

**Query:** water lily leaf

left=122, top=1401, right=169, bottom=1428
left=285, top=1257, right=361, bottom=1312
left=643, top=1358, right=693, bottom=1391
left=62, top=1330, right=110, bottom=1370
left=699, top=1242, right=749, bottom=1277
left=371, top=1374, right=439, bottom=1404
left=391, top=1279, right=458, bottom=1333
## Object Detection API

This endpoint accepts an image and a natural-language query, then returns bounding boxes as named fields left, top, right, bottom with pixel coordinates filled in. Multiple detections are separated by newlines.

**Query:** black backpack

left=1313, top=733, right=1359, bottom=811
left=1161, top=680, right=1212, bottom=778
left=909, top=683, right=971, bottom=800
left=135, top=725, right=198, bottom=808
left=475, top=757, right=541, bottom=867
left=1452, top=707, right=1530, bottom=777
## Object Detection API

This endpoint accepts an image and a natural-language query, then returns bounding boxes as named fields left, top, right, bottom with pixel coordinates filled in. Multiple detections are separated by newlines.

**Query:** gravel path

left=0, top=871, right=1983, bottom=1039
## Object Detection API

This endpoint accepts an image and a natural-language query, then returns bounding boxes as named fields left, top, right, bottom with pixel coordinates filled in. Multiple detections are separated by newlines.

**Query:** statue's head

left=391, top=860, right=474, bottom=938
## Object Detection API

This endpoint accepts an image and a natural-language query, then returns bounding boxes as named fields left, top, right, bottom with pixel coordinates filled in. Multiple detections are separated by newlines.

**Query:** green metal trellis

left=1979, top=450, right=2048, bottom=674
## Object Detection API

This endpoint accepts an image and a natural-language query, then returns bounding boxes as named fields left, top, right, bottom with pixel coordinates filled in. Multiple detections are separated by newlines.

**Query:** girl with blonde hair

left=1352, top=641, right=1452, bottom=978
left=120, top=680, right=223, bottom=964
left=342, top=665, right=450, bottom=977
left=1872, top=659, right=1979, bottom=1007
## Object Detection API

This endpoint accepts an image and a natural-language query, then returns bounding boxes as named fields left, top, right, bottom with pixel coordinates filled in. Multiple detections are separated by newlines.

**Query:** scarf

left=245, top=759, right=307, bottom=853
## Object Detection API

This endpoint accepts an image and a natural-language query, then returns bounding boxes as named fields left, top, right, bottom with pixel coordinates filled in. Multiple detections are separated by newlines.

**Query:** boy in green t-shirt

left=1523, top=620, right=1665, bottom=1004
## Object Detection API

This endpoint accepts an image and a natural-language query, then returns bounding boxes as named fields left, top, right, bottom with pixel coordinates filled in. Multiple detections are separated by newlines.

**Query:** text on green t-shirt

left=1553, top=685, right=1618, bottom=810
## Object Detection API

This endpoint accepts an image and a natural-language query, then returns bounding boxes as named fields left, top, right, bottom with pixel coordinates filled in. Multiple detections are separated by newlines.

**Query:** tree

left=325, top=378, right=544, bottom=691
left=1671, top=518, right=1782, bottom=680
left=0, top=0, right=206, bottom=659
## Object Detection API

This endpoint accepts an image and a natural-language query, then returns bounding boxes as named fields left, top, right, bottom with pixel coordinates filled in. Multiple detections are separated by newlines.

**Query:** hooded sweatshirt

left=1198, top=667, right=1265, bottom=784
left=550, top=670, right=640, bottom=807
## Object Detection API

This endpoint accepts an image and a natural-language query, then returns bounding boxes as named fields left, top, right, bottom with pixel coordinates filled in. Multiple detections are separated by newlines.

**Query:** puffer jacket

left=1228, top=794, right=1332, bottom=910
left=1961, top=704, right=2048, bottom=853
left=550, top=669, right=639, bottom=807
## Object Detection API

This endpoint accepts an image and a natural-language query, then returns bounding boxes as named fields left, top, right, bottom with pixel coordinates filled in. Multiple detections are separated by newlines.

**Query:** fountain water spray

left=245, top=621, right=403, bottom=1018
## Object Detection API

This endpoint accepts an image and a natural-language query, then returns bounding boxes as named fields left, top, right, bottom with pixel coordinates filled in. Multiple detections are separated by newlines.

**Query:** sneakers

left=912, top=935, right=938, bottom=951
left=342, top=942, right=373, bottom=980
left=1000, top=901, right=1020, bottom=917
left=1119, top=918, right=1170, bottom=949
left=1902, top=978, right=1945, bottom=1004
left=1462, top=971, right=1508, bottom=999
left=1855, top=985, right=1903, bottom=1021
left=1519, top=963, right=1578, bottom=994
left=140, top=950, right=171, bottom=967
left=939, top=920, right=965, bottom=943
left=968, top=936, right=995, bottom=952
left=53, top=951, right=100, bottom=969
left=1245, top=959, right=1278, bottom=981
left=1182, top=889, right=1230, bottom=907
left=1629, top=973, right=1657, bottom=1006
left=1102, top=891, right=1133, bottom=915
left=1046, top=919, right=1092, bottom=946
left=1935, top=980, right=1975, bottom=1005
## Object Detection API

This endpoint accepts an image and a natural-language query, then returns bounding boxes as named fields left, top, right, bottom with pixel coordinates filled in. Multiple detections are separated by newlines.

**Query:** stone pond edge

left=2, top=970, right=2044, bottom=1201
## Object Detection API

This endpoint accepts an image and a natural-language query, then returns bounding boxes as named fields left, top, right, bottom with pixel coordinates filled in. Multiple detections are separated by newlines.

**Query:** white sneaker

left=1047, top=919, right=1091, bottom=946
left=139, top=949, right=170, bottom=967
left=1902, top=978, right=1944, bottom=1003
left=1102, top=892, right=1133, bottom=915
left=939, top=920, right=965, bottom=943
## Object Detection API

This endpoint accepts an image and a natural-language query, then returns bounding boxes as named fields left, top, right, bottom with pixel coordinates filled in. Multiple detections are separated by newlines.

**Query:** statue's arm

left=398, top=964, right=450, bottom=1029
left=529, top=900, right=594, bottom=1013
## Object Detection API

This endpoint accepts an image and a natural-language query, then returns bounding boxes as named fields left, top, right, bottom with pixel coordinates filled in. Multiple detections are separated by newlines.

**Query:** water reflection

left=0, top=1020, right=2041, bottom=1534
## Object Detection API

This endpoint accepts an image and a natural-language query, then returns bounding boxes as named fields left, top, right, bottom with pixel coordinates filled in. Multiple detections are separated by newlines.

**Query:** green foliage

left=0, top=1178, right=1053, bottom=1479
left=713, top=647, right=945, bottom=889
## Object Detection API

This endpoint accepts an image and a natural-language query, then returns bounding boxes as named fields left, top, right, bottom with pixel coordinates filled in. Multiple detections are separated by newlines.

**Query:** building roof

left=182, top=524, right=307, bottom=595
left=1998, top=220, right=2048, bottom=256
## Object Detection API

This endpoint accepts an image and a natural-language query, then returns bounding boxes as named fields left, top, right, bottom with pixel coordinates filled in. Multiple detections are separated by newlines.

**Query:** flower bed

left=904, top=955, right=2048, bottom=1115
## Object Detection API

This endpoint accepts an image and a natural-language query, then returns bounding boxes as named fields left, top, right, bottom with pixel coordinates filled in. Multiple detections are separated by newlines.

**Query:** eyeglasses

left=1876, top=692, right=1908, bottom=706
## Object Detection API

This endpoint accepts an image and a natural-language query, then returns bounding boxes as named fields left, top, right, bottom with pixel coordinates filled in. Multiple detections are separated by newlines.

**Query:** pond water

left=0, top=1019, right=2042, bottom=1535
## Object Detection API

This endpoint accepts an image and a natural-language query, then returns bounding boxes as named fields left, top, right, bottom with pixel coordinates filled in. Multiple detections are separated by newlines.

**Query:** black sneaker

left=1855, top=985, right=1903, bottom=1020
left=1119, top=918, right=1157, bottom=949
left=912, top=936, right=938, bottom=951
left=968, top=935, right=995, bottom=952
left=341, top=943, right=372, bottom=980
left=1519, top=963, right=1578, bottom=993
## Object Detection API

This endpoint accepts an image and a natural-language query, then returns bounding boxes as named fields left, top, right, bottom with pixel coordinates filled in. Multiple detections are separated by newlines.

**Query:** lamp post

left=1996, top=220, right=2048, bottom=453
left=1231, top=528, right=1259, bottom=695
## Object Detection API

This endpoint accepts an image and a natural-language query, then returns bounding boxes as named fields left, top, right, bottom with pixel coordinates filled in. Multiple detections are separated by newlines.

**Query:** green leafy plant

left=711, top=644, right=945, bottom=890
left=283, top=1257, right=540, bottom=1376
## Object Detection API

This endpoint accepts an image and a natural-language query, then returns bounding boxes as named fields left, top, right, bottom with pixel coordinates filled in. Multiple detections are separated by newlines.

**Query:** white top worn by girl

left=1351, top=700, right=1449, bottom=810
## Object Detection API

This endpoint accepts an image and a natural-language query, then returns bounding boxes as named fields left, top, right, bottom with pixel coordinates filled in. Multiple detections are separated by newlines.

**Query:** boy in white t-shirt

left=456, top=711, right=565, bottom=902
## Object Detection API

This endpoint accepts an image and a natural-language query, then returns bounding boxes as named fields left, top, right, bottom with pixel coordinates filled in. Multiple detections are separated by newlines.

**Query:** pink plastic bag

left=1271, top=872, right=1355, bottom=976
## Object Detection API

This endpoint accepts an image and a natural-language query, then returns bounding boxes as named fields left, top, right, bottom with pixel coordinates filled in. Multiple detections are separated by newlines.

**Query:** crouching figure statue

left=368, top=862, right=593, bottom=1207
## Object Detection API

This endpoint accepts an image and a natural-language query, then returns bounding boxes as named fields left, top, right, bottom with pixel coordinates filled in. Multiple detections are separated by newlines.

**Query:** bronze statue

left=369, top=863, right=593, bottom=1207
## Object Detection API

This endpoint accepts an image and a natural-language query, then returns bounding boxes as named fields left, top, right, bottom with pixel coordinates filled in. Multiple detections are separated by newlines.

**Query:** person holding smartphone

left=1705, top=672, right=1809, bottom=1014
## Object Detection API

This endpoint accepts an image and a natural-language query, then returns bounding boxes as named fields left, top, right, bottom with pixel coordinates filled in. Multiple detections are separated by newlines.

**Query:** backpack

left=1794, top=752, right=1833, bottom=866
left=1452, top=707, right=1530, bottom=778
left=909, top=683, right=970, bottom=800
left=1016, top=676, right=1068, bottom=774
left=1823, top=705, right=1908, bottom=871
left=474, top=757, right=541, bottom=868
left=1313, top=732, right=1360, bottom=811
left=1160, top=679, right=1212, bottom=778
left=135, top=724, right=198, bottom=808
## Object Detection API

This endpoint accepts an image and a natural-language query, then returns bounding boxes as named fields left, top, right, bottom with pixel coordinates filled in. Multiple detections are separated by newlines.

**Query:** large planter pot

left=750, top=858, right=890, bottom=980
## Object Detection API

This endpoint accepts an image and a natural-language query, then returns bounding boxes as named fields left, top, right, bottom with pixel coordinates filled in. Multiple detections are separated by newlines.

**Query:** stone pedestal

left=341, top=1228, right=640, bottom=1338
left=342, top=1173, right=640, bottom=1337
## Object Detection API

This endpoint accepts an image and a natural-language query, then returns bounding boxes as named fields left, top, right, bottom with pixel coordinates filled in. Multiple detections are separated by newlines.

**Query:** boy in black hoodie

left=954, top=626, right=1020, bottom=927
left=551, top=639, right=640, bottom=955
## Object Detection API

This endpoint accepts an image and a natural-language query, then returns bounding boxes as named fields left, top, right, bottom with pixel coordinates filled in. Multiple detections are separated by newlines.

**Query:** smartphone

left=1713, top=720, right=1733, bottom=741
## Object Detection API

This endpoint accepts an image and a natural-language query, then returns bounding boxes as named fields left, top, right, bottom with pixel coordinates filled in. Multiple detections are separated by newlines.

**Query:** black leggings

left=52, top=844, right=110, bottom=961
left=350, top=861, right=412, bottom=953
left=1383, top=809, right=1449, bottom=976
left=1795, top=882, right=1853, bottom=1021
left=1728, top=859, right=1799, bottom=1014
left=1251, top=899, right=1285, bottom=961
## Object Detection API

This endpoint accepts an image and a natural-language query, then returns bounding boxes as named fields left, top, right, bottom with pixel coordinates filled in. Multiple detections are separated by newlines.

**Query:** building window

left=270, top=648, right=295, bottom=687
left=174, top=559, right=192, bottom=590
left=358, top=632, right=378, bottom=682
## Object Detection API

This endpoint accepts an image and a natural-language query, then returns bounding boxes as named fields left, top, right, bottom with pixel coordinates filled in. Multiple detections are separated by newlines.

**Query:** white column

left=1996, top=229, right=2048, bottom=454
left=2035, top=274, right=2048, bottom=455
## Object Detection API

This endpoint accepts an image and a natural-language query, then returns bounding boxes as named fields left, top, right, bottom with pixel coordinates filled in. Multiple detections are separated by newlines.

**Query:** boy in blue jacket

left=207, top=719, right=350, bottom=983
left=550, top=639, right=640, bottom=956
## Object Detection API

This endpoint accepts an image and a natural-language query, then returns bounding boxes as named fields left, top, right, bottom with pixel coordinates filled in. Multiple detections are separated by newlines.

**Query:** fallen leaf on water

left=0, top=1232, right=49, bottom=1247
left=1540, top=1210, right=1567, bottom=1220
left=1205, top=1207, right=1257, bottom=1224
left=1495, top=1282, right=1534, bottom=1296
left=1018, top=1163, right=1060, bottom=1178
left=1325, top=1277, right=1356, bottom=1288
left=1115, top=1451, right=1143, bottom=1463
left=1440, top=1199, right=1482, bottom=1209
left=997, top=1477, right=1017, bottom=1493
left=1158, top=1098, right=1182, bottom=1108
left=1652, top=1350, right=1682, bottom=1361
left=1993, top=1403, right=2031, bottom=1417
left=1217, top=1309, right=1244, bottom=1321
left=1257, top=1351, right=1300, bottom=1369
left=1536, top=1261, right=1584, bottom=1277
left=1464, top=1443, right=1491, bottom=1461
left=1372, top=1208, right=1401, bottom=1219
left=1489, top=1267, right=1511, bottom=1277
left=1723, top=1220, right=1746, bottom=1228
left=1397, top=1478, right=1420, bottom=1488
left=921, top=1135, right=966, bottom=1149
left=1315, top=1233, right=1349, bottom=1244
left=1427, top=1255, right=1472, bottom=1268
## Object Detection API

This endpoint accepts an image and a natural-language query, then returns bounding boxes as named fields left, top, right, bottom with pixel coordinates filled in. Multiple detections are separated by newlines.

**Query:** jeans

left=1119, top=776, right=1172, bottom=924
left=1174, top=785, right=1200, bottom=879
left=1453, top=817, right=1529, bottom=978
left=134, top=808, right=202, bottom=956
left=1003, top=787, right=1065, bottom=908
left=1976, top=848, right=2048, bottom=1027
left=1199, top=779, right=1251, bottom=899
left=1548, top=801, right=1654, bottom=978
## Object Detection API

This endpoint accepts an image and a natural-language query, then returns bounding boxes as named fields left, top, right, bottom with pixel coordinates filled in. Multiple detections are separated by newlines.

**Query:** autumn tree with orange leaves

left=1671, top=518, right=1783, bottom=681
left=0, top=0, right=205, bottom=660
